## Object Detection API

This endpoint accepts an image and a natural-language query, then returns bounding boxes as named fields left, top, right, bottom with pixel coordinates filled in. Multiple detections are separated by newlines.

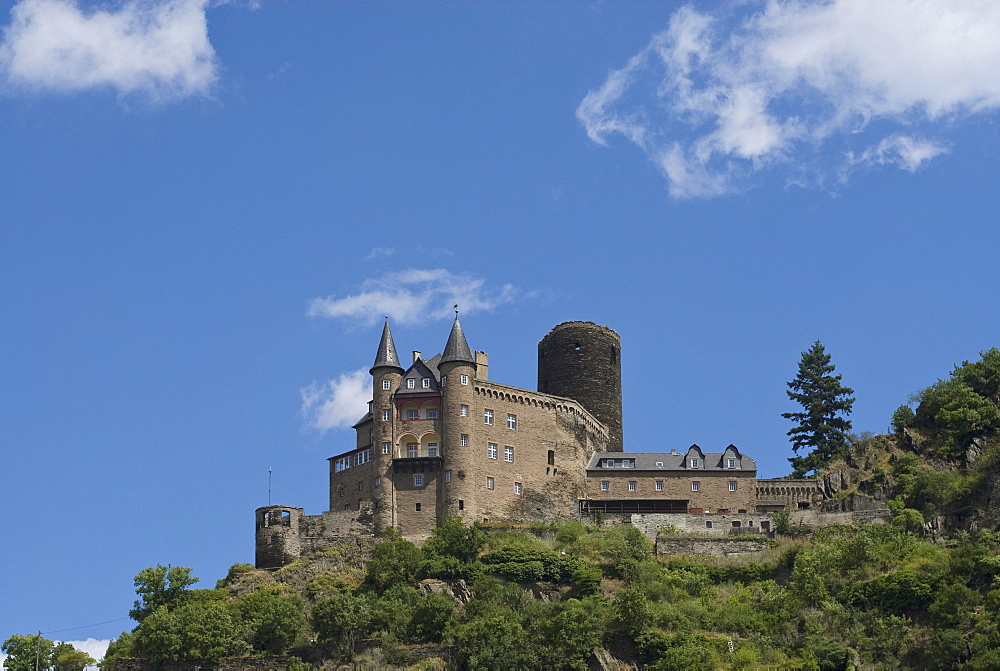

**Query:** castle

left=255, top=318, right=817, bottom=569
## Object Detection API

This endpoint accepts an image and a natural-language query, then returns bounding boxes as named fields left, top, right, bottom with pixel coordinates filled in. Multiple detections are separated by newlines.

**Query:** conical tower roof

left=440, top=313, right=475, bottom=365
left=370, top=319, right=404, bottom=374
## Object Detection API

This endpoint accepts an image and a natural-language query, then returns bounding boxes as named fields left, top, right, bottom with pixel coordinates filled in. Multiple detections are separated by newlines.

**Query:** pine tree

left=782, top=341, right=855, bottom=476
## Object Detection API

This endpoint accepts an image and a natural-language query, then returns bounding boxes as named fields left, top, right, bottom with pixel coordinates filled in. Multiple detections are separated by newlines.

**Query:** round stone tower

left=537, top=321, right=623, bottom=451
left=255, top=505, right=304, bottom=569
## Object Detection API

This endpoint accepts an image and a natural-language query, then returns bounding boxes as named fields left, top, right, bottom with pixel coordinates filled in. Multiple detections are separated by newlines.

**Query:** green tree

left=2, top=634, right=55, bottom=671
left=130, top=564, right=200, bottom=623
left=782, top=341, right=856, bottom=476
left=364, top=539, right=423, bottom=592
left=133, top=600, right=249, bottom=664
left=312, top=591, right=376, bottom=655
left=234, top=588, right=307, bottom=654
left=422, top=517, right=487, bottom=563
left=52, top=645, right=94, bottom=671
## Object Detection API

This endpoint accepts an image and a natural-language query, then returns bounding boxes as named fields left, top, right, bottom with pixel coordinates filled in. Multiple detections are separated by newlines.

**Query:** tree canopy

left=130, top=564, right=200, bottom=623
left=782, top=340, right=856, bottom=476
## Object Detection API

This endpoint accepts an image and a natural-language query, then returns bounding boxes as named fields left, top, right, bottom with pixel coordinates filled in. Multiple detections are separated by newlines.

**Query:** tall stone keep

left=537, top=321, right=623, bottom=451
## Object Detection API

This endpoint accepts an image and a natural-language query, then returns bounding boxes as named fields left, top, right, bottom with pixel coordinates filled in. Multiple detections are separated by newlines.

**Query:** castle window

left=706, top=521, right=713, bottom=529
left=458, top=499, right=464, bottom=510
left=507, top=414, right=517, bottom=430
left=729, top=481, right=737, bottom=491
left=381, top=410, right=391, bottom=421
left=415, top=503, right=421, bottom=511
left=484, top=409, right=493, bottom=425
left=427, top=443, right=438, bottom=457
left=344, top=503, right=351, bottom=511
left=414, top=474, right=423, bottom=487
left=547, top=450, right=555, bottom=466
left=727, top=458, right=737, bottom=469
left=655, top=480, right=663, bottom=491
left=441, top=376, right=447, bottom=386
left=422, top=378, right=430, bottom=388
left=504, top=446, right=514, bottom=462
left=600, top=480, right=609, bottom=491
left=382, top=379, right=391, bottom=390
left=408, top=443, right=418, bottom=458
left=382, top=442, right=391, bottom=454
left=460, top=404, right=469, bottom=416
left=407, top=378, right=415, bottom=389
left=628, top=481, right=637, bottom=491
left=514, top=482, right=522, bottom=495
left=375, top=477, right=382, bottom=488
left=690, top=458, right=700, bottom=468
left=334, top=456, right=352, bottom=472
left=445, top=470, right=452, bottom=483
left=487, top=477, right=495, bottom=490
left=460, top=434, right=469, bottom=446
left=487, top=443, right=498, bottom=459
left=369, top=429, right=374, bottom=442
left=461, top=374, right=469, bottom=385
left=356, top=449, right=372, bottom=465
left=358, top=481, right=364, bottom=491
left=406, top=409, right=418, bottom=420
left=427, top=409, right=438, bottom=419
left=692, top=481, right=700, bottom=492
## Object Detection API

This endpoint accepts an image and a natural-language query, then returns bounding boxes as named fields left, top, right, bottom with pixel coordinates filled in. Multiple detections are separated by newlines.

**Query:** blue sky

left=3, top=0, right=1000, bottom=655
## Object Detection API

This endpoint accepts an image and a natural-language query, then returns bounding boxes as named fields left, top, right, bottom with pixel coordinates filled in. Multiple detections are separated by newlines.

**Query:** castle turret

left=371, top=319, right=404, bottom=532
left=255, top=505, right=304, bottom=569
left=439, top=313, right=478, bottom=522
left=538, top=321, right=623, bottom=451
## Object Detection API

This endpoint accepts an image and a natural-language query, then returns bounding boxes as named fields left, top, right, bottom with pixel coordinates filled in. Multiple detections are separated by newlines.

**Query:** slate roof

left=586, top=449, right=756, bottom=472
left=371, top=320, right=403, bottom=373
left=440, top=314, right=475, bottom=364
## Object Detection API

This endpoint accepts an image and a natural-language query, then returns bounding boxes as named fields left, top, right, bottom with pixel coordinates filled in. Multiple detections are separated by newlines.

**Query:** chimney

left=412, top=351, right=421, bottom=363
left=670, top=449, right=677, bottom=455
left=475, top=351, right=489, bottom=381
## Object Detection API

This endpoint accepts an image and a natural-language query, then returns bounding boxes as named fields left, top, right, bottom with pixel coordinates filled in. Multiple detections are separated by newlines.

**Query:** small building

left=583, top=444, right=757, bottom=515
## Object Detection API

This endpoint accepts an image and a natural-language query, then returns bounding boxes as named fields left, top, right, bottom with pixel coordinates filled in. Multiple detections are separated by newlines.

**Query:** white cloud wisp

left=307, top=269, right=521, bottom=327
left=0, top=0, right=218, bottom=102
left=578, top=0, right=1000, bottom=197
left=300, top=368, right=370, bottom=435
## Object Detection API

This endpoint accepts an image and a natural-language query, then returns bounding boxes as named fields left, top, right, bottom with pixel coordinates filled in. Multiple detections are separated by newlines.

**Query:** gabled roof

left=440, top=314, right=475, bottom=365
left=397, top=359, right=442, bottom=395
left=371, top=320, right=403, bottom=373
left=587, top=449, right=756, bottom=472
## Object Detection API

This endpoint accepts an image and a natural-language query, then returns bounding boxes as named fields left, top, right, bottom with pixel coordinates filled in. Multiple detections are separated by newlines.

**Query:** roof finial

left=454, top=304, right=459, bottom=314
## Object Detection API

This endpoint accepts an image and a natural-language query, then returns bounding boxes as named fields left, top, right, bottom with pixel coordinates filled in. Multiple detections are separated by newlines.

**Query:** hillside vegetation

left=7, top=350, right=1000, bottom=671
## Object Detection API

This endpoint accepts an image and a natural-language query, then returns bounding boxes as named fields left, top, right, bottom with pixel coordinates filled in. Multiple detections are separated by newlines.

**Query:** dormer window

left=727, top=458, right=737, bottom=469
left=622, top=459, right=633, bottom=468
left=422, top=378, right=430, bottom=388
left=603, top=459, right=615, bottom=467
left=406, top=378, right=415, bottom=389
left=690, top=458, right=700, bottom=468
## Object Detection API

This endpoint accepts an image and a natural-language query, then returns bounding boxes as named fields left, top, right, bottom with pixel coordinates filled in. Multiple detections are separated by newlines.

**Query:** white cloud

left=307, top=268, right=522, bottom=327
left=66, top=639, right=111, bottom=667
left=578, top=0, right=1000, bottom=197
left=300, top=368, right=370, bottom=434
left=0, top=0, right=218, bottom=102
left=365, top=246, right=397, bottom=260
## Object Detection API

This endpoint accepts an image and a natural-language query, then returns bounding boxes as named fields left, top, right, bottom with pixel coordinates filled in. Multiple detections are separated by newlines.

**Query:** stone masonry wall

left=657, top=536, right=771, bottom=557
left=538, top=322, right=623, bottom=452
left=587, top=470, right=756, bottom=512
